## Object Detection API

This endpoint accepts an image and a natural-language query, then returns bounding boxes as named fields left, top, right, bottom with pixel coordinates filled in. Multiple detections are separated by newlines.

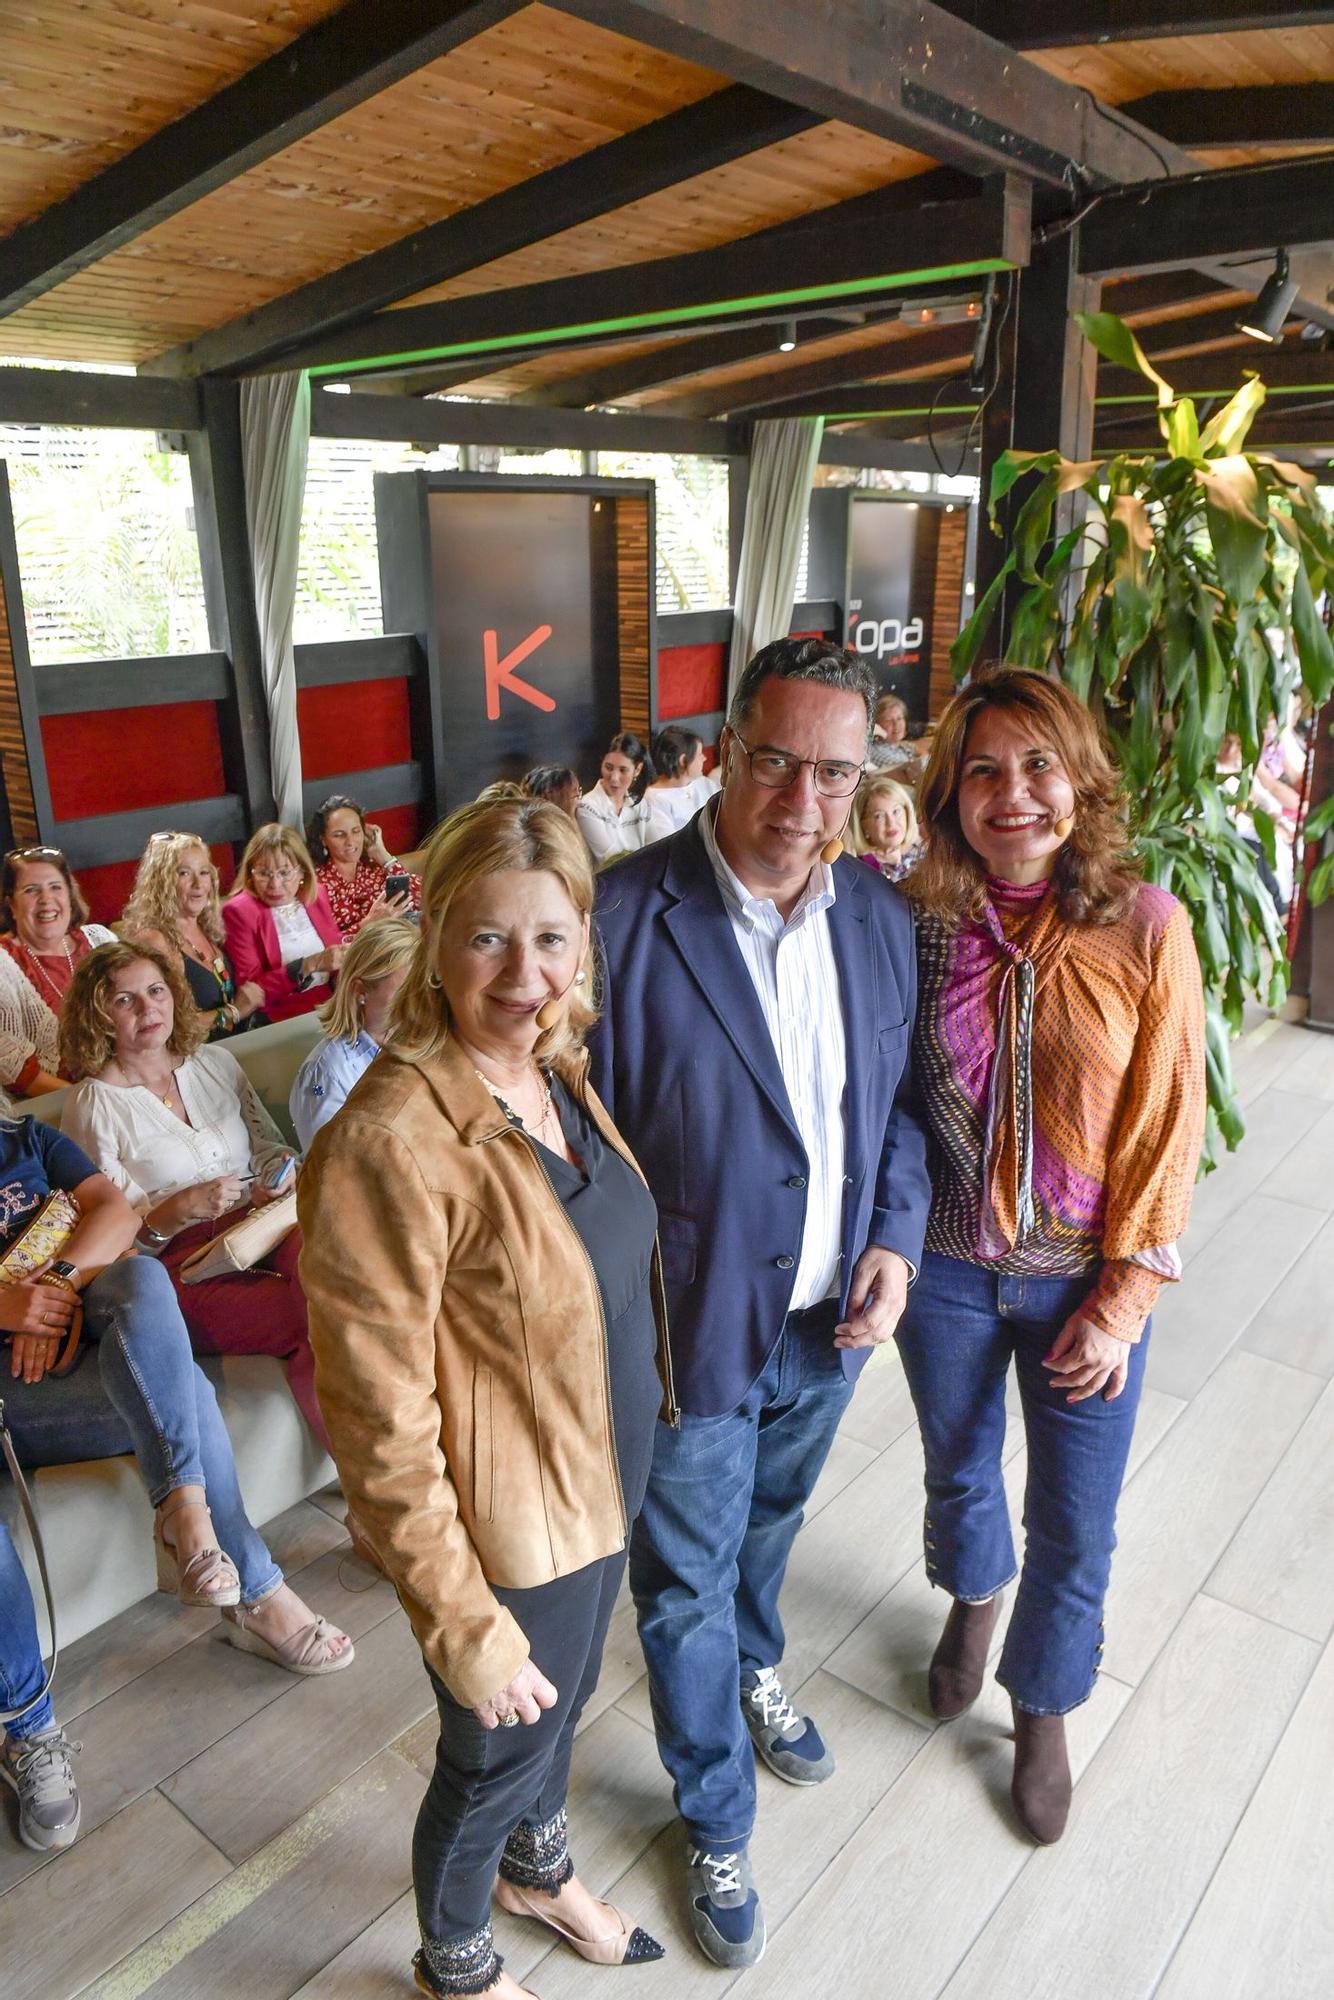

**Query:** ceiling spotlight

left=778, top=319, right=797, bottom=352
left=1238, top=250, right=1299, bottom=344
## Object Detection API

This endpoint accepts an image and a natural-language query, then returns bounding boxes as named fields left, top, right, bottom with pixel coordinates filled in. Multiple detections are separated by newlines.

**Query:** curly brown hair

left=910, top=666, right=1141, bottom=928
left=59, top=939, right=206, bottom=1081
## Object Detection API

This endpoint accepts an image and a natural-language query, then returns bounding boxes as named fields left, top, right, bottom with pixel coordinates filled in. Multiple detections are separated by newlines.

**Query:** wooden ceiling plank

left=0, top=0, right=526, bottom=322
left=269, top=176, right=1032, bottom=378
left=149, top=85, right=823, bottom=377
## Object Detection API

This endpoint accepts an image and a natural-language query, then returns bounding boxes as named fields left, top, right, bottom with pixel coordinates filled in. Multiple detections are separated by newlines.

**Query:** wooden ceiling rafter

left=939, top=3, right=1334, bottom=46
left=0, top=0, right=525, bottom=323
left=1125, top=83, right=1334, bottom=149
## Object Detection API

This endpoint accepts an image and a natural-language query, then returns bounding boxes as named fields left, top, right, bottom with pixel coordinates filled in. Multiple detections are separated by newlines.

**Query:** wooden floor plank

left=935, top=1598, right=1317, bottom=2000
left=4, top=1793, right=227, bottom=2000
left=1147, top=1193, right=1323, bottom=1399
left=1242, top=1208, right=1334, bottom=1379
left=1155, top=1631, right=1334, bottom=2000
left=1258, top=1101, right=1334, bottom=1211
left=835, top=1340, right=920, bottom=1450
left=1206, top=1375, right=1334, bottom=1642
left=84, top=1752, right=424, bottom=2000
left=1180, top=1088, right=1322, bottom=1267
left=1261, top=1020, right=1334, bottom=1102
left=1103, top=1350, right=1321, bottom=1685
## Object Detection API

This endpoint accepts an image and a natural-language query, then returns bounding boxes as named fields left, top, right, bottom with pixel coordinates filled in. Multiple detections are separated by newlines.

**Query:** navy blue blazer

left=588, top=811, right=931, bottom=1416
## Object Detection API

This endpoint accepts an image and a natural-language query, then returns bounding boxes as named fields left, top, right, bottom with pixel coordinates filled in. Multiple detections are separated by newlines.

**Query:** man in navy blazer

left=589, top=638, right=930, bottom=1966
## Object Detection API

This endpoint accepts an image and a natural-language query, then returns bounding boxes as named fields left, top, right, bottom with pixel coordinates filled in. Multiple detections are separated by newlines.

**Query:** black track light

left=778, top=319, right=797, bottom=353
left=1238, top=250, right=1299, bottom=345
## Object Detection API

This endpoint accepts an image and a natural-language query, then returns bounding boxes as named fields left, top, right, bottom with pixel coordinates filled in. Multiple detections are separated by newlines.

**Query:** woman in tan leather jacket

left=299, top=798, right=672, bottom=2000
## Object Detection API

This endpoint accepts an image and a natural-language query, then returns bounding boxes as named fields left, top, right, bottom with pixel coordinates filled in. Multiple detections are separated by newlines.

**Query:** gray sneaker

left=685, top=1843, right=766, bottom=1968
left=1, top=1725, right=82, bottom=1852
left=741, top=1666, right=836, bottom=1786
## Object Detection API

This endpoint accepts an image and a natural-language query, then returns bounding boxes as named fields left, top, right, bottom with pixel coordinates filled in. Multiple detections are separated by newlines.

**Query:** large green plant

left=952, top=312, right=1334, bottom=1166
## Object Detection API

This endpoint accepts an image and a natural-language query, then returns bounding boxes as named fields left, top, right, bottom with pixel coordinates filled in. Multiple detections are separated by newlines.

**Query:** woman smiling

left=0, top=846, right=115, bottom=1096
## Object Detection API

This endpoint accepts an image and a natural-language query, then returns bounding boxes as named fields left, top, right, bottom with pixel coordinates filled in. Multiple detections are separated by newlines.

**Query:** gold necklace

left=475, top=1062, right=552, bottom=1133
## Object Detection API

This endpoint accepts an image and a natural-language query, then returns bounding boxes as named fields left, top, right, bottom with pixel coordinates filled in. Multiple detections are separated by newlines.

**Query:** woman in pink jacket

left=222, top=826, right=343, bottom=1024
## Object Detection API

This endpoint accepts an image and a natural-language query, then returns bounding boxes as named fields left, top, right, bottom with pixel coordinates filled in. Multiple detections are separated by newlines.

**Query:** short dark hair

left=651, top=726, right=703, bottom=780
left=524, top=764, right=578, bottom=801
left=728, top=638, right=877, bottom=745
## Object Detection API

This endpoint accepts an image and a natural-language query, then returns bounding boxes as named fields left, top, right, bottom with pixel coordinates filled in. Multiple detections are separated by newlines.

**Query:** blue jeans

left=629, top=1301, right=853, bottom=1849
left=895, top=1251, right=1150, bottom=1716
left=0, top=1259, right=282, bottom=1613
left=0, top=1519, right=52, bottom=1738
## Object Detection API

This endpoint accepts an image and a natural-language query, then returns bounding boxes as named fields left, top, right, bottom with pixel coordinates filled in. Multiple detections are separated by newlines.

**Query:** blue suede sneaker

left=741, top=1666, right=836, bottom=1786
left=685, top=1844, right=766, bottom=1967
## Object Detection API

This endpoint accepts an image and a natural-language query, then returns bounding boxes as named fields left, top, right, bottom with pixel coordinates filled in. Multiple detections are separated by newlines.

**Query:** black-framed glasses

left=733, top=734, right=864, bottom=799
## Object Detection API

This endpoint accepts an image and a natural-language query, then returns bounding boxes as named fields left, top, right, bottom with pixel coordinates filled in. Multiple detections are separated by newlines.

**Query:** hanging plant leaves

left=1291, top=559, right=1334, bottom=706
left=1198, top=457, right=1268, bottom=606
left=1166, top=396, right=1202, bottom=462
left=950, top=553, right=1014, bottom=680
left=1075, top=312, right=1175, bottom=406
left=1198, top=374, right=1266, bottom=456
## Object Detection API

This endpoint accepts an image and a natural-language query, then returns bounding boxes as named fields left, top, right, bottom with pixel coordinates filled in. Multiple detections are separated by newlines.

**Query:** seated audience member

left=868, top=692, right=926, bottom=778
left=852, top=775, right=923, bottom=882
left=121, top=831, right=265, bottom=1042
left=223, top=825, right=342, bottom=1023
left=523, top=765, right=580, bottom=818
left=308, top=796, right=421, bottom=945
left=578, top=732, right=656, bottom=862
left=474, top=781, right=527, bottom=805
left=289, top=917, right=416, bottom=1151
left=0, top=848, right=115, bottom=1098
left=1218, top=733, right=1290, bottom=913
left=645, top=727, right=714, bottom=840
left=60, top=942, right=327, bottom=1451
left=0, top=1095, right=352, bottom=1725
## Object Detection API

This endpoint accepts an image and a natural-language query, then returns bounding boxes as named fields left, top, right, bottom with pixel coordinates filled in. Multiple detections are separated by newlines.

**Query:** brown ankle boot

left=1011, top=1703, right=1071, bottom=1843
left=928, top=1594, right=1001, bottom=1718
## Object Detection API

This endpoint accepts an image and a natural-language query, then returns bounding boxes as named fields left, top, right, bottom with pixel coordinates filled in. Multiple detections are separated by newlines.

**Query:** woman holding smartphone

left=308, top=795, right=421, bottom=943
left=60, top=941, right=330, bottom=1453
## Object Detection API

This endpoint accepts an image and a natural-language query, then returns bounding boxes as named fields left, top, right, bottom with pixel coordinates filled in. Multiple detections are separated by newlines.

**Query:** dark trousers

left=414, top=1547, right=625, bottom=1949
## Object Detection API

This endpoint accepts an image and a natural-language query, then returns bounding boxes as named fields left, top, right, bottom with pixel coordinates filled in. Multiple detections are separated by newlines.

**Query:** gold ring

left=499, top=1710, right=520, bottom=1728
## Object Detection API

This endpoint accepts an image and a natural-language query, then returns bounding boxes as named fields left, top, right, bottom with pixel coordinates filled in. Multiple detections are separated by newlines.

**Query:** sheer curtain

left=239, top=371, right=310, bottom=831
left=726, top=416, right=825, bottom=705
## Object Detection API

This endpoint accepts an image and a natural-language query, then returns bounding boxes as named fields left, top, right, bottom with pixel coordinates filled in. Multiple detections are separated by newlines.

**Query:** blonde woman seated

left=59, top=942, right=335, bottom=1467
left=289, top=917, right=417, bottom=1151
left=222, top=825, right=342, bottom=1024
left=299, top=797, right=668, bottom=1999
left=851, top=775, right=924, bottom=883
left=121, top=831, right=265, bottom=1042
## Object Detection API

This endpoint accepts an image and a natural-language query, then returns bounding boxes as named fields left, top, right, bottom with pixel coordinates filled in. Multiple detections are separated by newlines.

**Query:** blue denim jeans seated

left=895, top=1250, right=1150, bottom=1716
left=0, top=1518, right=53, bottom=1739
left=629, top=1299, right=853, bottom=1850
left=0, top=1257, right=282, bottom=1630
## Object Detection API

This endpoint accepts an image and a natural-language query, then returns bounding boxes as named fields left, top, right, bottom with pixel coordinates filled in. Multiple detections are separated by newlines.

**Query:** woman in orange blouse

left=899, top=668, right=1205, bottom=1844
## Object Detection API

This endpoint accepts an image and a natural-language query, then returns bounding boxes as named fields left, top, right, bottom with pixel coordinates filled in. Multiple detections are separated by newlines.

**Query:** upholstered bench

left=6, top=1012, right=333, bottom=1648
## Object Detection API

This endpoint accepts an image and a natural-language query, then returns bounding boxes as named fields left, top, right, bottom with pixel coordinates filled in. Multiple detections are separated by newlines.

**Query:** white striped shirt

left=700, top=803, right=847, bottom=1310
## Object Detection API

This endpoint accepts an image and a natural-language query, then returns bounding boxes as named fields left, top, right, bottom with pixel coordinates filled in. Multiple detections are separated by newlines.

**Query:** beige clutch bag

left=177, top=1188, right=298, bottom=1285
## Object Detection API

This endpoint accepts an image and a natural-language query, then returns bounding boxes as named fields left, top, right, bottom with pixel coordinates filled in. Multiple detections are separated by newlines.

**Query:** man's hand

left=834, top=1247, right=912, bottom=1349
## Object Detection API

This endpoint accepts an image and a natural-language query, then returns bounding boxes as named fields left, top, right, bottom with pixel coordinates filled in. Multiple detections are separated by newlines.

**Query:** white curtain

left=727, top=415, right=825, bottom=705
left=239, top=371, right=310, bottom=831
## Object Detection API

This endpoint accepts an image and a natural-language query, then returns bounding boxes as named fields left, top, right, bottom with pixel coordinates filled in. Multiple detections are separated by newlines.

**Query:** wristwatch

left=39, top=1259, right=80, bottom=1291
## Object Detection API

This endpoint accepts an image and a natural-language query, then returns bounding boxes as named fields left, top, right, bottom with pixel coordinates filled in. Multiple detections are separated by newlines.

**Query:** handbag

left=0, top=1395, right=61, bottom=1723
left=0, top=1190, right=85, bottom=1378
left=176, top=1187, right=298, bottom=1286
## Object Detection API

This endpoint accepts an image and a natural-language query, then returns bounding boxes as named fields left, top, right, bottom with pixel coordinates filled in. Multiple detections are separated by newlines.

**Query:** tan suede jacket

left=298, top=1034, right=675, bottom=1708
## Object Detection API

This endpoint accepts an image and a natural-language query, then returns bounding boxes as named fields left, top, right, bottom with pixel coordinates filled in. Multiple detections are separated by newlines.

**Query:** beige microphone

left=1053, top=816, right=1074, bottom=841
left=535, top=968, right=587, bottom=1033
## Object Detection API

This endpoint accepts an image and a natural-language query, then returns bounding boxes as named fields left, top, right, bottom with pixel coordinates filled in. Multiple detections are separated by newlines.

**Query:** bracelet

left=214, top=1005, right=229, bottom=1033
left=139, top=1218, right=171, bottom=1245
left=36, top=1272, right=78, bottom=1296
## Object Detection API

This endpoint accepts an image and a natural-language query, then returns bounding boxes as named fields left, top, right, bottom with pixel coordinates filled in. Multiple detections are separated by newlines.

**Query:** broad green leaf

left=1198, top=373, right=1266, bottom=455
left=950, top=554, right=1014, bottom=681
left=986, top=449, right=1059, bottom=521
left=1309, top=851, right=1334, bottom=906
left=1199, top=457, right=1268, bottom=606
left=1302, top=790, right=1334, bottom=842
left=1112, top=573, right=1154, bottom=662
left=1166, top=396, right=1201, bottom=461
left=1013, top=469, right=1060, bottom=583
left=1291, top=558, right=1334, bottom=706
left=1075, top=311, right=1174, bottom=406
left=1251, top=801, right=1278, bottom=867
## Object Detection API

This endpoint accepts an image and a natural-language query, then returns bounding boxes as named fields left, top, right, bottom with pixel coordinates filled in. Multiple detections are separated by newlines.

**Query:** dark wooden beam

left=1095, top=406, right=1334, bottom=450
left=0, top=368, right=201, bottom=431
left=1078, top=156, right=1334, bottom=278
left=1102, top=271, right=1234, bottom=318
left=818, top=431, right=980, bottom=475
left=0, top=0, right=522, bottom=322
left=272, top=178, right=1032, bottom=379
left=661, top=322, right=980, bottom=419
left=1125, top=84, right=1334, bottom=150
left=309, top=386, right=747, bottom=456
left=34, top=654, right=231, bottom=716
left=1138, top=309, right=1267, bottom=357
left=151, top=85, right=822, bottom=378
left=560, top=0, right=1196, bottom=188
left=938, top=3, right=1334, bottom=45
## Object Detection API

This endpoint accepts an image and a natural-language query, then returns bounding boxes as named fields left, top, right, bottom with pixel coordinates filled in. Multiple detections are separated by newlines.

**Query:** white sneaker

left=1, top=1725, right=82, bottom=1852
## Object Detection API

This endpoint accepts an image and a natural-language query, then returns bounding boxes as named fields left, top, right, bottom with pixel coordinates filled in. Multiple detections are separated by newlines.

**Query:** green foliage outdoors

left=951, top=312, right=1334, bottom=1168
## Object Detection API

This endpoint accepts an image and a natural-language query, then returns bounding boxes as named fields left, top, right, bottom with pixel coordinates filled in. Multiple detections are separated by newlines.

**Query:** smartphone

left=266, top=1156, right=296, bottom=1191
left=384, top=871, right=410, bottom=902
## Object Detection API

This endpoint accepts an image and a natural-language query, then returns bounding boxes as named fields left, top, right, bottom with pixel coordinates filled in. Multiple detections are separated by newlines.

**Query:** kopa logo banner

left=846, top=498, right=941, bottom=721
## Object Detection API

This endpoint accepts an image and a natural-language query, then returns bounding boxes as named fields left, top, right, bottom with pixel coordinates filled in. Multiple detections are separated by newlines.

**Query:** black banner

left=845, top=498, right=941, bottom=726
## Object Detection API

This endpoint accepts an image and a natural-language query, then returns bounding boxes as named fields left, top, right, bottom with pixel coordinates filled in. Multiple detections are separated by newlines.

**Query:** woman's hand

left=1043, top=1314, right=1131, bottom=1403
left=472, top=1658, right=559, bottom=1730
left=251, top=1159, right=295, bottom=1208
left=364, top=821, right=394, bottom=868
left=1, top=1280, right=76, bottom=1384
left=236, top=979, right=265, bottom=1018
left=365, top=891, right=410, bottom=925
left=182, top=1174, right=249, bottom=1225
left=302, top=946, right=344, bottom=978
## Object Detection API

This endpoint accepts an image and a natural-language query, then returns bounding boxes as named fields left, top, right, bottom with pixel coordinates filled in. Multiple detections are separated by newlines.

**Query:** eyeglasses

left=732, top=735, right=864, bottom=799
left=5, top=845, right=65, bottom=864
left=252, top=863, right=300, bottom=883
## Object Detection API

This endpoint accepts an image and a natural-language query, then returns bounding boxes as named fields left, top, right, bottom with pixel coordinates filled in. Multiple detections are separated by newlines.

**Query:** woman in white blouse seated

left=645, top=726, right=717, bottom=841
left=288, top=916, right=416, bottom=1152
left=221, top=825, right=343, bottom=1024
left=60, top=940, right=332, bottom=1457
left=576, top=732, right=655, bottom=863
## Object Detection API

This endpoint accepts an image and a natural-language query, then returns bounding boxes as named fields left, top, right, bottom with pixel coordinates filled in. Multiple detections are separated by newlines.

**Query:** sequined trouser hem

left=496, top=1805, right=574, bottom=1896
left=414, top=1922, right=502, bottom=1996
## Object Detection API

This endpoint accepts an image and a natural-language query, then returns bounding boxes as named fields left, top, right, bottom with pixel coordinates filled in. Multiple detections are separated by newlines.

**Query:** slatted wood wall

left=0, top=521, right=38, bottom=845
left=615, top=494, right=652, bottom=739
left=928, top=505, right=969, bottom=721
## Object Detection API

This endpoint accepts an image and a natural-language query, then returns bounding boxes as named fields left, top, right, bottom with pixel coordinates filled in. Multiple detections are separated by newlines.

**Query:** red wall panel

left=41, top=703, right=226, bottom=821
left=77, top=842, right=237, bottom=929
left=297, top=678, right=412, bottom=781
left=658, top=643, right=725, bottom=722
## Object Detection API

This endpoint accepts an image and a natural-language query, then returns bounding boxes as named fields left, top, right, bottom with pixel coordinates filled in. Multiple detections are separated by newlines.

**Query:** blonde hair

left=317, top=916, right=418, bottom=1044
left=121, top=833, right=223, bottom=953
left=229, top=823, right=319, bottom=906
left=850, top=775, right=918, bottom=857
left=390, top=799, right=598, bottom=1066
left=60, top=939, right=206, bottom=1081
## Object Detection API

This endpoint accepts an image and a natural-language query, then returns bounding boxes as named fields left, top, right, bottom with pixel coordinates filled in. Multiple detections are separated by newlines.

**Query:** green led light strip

left=1097, top=382, right=1334, bottom=405
left=307, top=259, right=1013, bottom=380
left=821, top=405, right=976, bottom=420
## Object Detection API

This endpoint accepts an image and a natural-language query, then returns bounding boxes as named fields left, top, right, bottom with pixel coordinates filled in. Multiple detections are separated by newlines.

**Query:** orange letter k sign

left=483, top=626, right=557, bottom=721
